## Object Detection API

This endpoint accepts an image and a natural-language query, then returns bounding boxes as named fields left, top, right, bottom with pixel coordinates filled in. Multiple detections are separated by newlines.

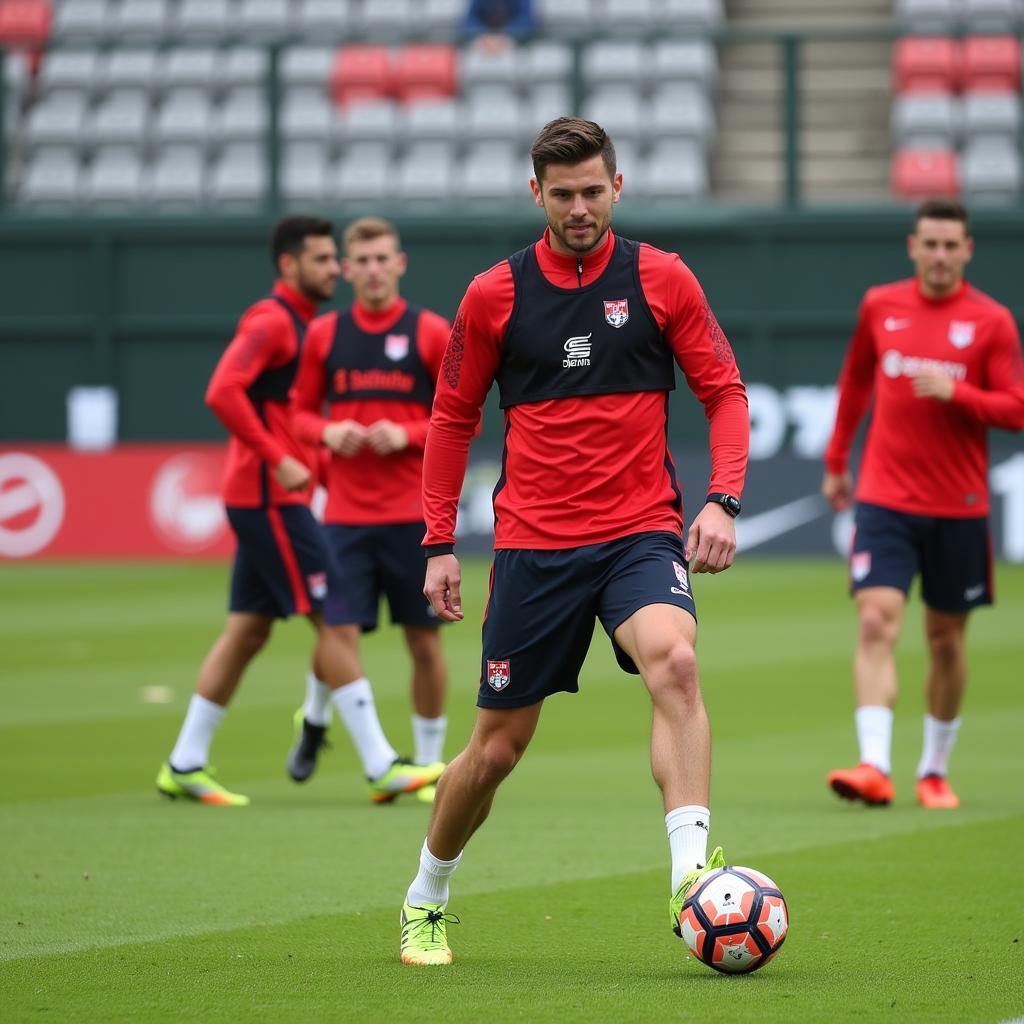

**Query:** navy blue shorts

left=322, top=521, right=438, bottom=631
left=226, top=505, right=332, bottom=619
left=478, top=531, right=698, bottom=709
left=850, top=502, right=993, bottom=613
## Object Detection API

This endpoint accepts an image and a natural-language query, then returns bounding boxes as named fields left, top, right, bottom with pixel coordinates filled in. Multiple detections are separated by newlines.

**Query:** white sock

left=666, top=805, right=711, bottom=893
left=412, top=714, right=447, bottom=766
left=856, top=705, right=893, bottom=775
left=304, top=672, right=332, bottom=727
left=406, top=839, right=462, bottom=907
left=917, top=714, right=961, bottom=779
left=169, top=694, right=226, bottom=772
left=331, top=678, right=397, bottom=781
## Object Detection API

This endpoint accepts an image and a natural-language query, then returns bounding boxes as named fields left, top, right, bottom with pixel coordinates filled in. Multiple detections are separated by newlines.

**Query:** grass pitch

left=1, top=558, right=1022, bottom=1023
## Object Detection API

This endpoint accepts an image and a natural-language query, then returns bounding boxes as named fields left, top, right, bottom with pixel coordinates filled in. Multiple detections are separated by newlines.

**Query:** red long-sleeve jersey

left=293, top=298, right=450, bottom=524
left=205, top=281, right=320, bottom=508
left=825, top=278, right=1024, bottom=517
left=424, top=229, right=749, bottom=551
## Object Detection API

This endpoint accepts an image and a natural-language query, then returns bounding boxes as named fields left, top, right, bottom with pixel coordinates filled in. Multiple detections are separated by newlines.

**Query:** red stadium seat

left=891, top=148, right=959, bottom=198
left=0, top=0, right=52, bottom=47
left=893, top=37, right=960, bottom=93
left=329, top=45, right=393, bottom=105
left=961, top=36, right=1021, bottom=92
left=393, top=45, right=457, bottom=101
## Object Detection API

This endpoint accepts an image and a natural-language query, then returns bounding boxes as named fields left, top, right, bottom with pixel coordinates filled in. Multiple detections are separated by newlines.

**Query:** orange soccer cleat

left=827, top=763, right=894, bottom=806
left=916, top=774, right=960, bottom=809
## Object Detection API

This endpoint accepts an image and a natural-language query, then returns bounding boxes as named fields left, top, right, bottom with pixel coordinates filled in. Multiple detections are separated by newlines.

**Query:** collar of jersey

left=352, top=297, right=408, bottom=334
left=536, top=228, right=615, bottom=289
left=272, top=280, right=318, bottom=324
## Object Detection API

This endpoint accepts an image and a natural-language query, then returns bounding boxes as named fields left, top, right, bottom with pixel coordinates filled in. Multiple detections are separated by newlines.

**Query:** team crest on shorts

left=306, top=571, right=327, bottom=600
left=604, top=299, right=629, bottom=329
left=948, top=321, right=975, bottom=349
left=384, top=333, right=409, bottom=361
left=850, top=551, right=871, bottom=582
left=486, top=659, right=511, bottom=692
left=671, top=560, right=690, bottom=594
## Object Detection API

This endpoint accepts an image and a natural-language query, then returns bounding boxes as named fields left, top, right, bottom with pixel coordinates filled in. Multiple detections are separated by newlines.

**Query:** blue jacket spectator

left=462, top=0, right=536, bottom=39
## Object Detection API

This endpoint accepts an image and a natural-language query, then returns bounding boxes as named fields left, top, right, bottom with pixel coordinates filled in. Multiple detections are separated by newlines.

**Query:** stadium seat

left=891, top=92, right=959, bottom=149
left=112, top=0, right=169, bottom=43
left=396, top=141, right=453, bottom=201
left=217, top=87, right=267, bottom=142
left=582, top=87, right=643, bottom=140
left=400, top=97, right=459, bottom=142
left=895, top=0, right=957, bottom=33
left=19, top=146, right=80, bottom=207
left=52, top=0, right=108, bottom=43
left=25, top=91, right=87, bottom=147
left=962, top=90, right=1020, bottom=145
left=295, top=0, right=354, bottom=42
left=651, top=40, right=717, bottom=91
left=518, top=41, right=572, bottom=86
left=342, top=98, right=397, bottom=142
left=963, top=0, right=1021, bottom=33
left=893, top=37, right=960, bottom=93
left=961, top=138, right=1020, bottom=201
left=537, top=0, right=592, bottom=36
left=155, top=89, right=213, bottom=144
left=83, top=146, right=144, bottom=208
left=281, top=46, right=334, bottom=89
left=281, top=88, right=334, bottom=141
left=237, top=0, right=291, bottom=41
left=39, top=49, right=100, bottom=97
left=650, top=83, right=715, bottom=146
left=175, top=0, right=230, bottom=42
left=961, top=37, right=1021, bottom=92
left=101, top=50, right=161, bottom=96
left=162, top=49, right=218, bottom=92
left=282, top=141, right=330, bottom=203
left=423, top=0, right=461, bottom=40
left=598, top=0, right=655, bottom=33
left=465, top=86, right=524, bottom=141
left=330, top=46, right=393, bottom=104
left=219, top=48, right=269, bottom=91
left=394, top=45, right=457, bottom=101
left=0, top=0, right=52, bottom=47
left=147, top=144, right=207, bottom=208
left=640, top=140, right=707, bottom=198
left=610, top=138, right=640, bottom=186
left=210, top=143, right=267, bottom=209
left=90, top=90, right=151, bottom=147
left=525, top=84, right=572, bottom=133
left=581, top=41, right=646, bottom=87
left=333, top=141, right=391, bottom=200
left=460, top=141, right=522, bottom=200
left=891, top=148, right=959, bottom=198
left=654, top=0, right=724, bottom=32
left=357, top=0, right=411, bottom=41
left=460, top=45, right=518, bottom=88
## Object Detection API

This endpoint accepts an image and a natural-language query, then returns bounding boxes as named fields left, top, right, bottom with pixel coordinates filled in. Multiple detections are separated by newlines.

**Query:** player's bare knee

left=474, top=734, right=523, bottom=788
left=925, top=624, right=963, bottom=669
left=649, top=642, right=700, bottom=706
left=858, top=602, right=899, bottom=647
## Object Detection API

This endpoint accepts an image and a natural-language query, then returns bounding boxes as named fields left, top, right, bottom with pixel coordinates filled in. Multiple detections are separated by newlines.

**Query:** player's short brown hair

left=342, top=216, right=401, bottom=254
left=271, top=215, right=334, bottom=268
left=530, top=117, right=617, bottom=183
left=915, top=198, right=969, bottom=231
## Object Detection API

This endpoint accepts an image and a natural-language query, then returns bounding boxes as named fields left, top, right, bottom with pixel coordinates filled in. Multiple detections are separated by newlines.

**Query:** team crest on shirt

left=384, top=333, right=410, bottom=361
left=306, top=571, right=327, bottom=600
left=604, top=299, right=629, bottom=328
left=948, top=321, right=975, bottom=349
left=850, top=552, right=871, bottom=582
left=486, top=660, right=511, bottom=692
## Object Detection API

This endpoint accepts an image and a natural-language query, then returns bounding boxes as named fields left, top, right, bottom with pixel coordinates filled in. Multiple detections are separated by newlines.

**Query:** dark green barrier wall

left=3, top=207, right=1024, bottom=443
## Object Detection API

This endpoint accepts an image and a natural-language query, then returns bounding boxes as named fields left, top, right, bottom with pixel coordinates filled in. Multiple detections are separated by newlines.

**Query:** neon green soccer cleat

left=400, top=901, right=459, bottom=966
left=368, top=758, right=444, bottom=804
left=669, top=846, right=726, bottom=935
left=156, top=762, right=250, bottom=807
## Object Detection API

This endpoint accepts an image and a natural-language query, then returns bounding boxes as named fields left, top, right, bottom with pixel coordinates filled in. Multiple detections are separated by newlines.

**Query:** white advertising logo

left=0, top=453, right=66, bottom=558
left=563, top=333, right=592, bottom=368
left=881, top=349, right=967, bottom=381
left=149, top=453, right=227, bottom=552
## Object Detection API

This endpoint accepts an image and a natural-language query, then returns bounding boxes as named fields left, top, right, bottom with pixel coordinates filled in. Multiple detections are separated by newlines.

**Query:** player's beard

left=299, top=275, right=337, bottom=304
left=548, top=207, right=613, bottom=256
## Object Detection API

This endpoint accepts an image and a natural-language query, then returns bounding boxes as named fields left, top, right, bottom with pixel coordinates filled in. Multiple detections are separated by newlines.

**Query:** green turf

left=1, top=558, right=1022, bottom=1023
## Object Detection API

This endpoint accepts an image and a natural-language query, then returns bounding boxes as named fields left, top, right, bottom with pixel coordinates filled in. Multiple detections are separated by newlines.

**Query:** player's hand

left=273, top=455, right=312, bottom=492
left=424, top=554, right=464, bottom=622
left=822, top=470, right=853, bottom=511
left=366, top=420, right=409, bottom=455
left=685, top=503, right=736, bottom=574
left=322, top=420, right=367, bottom=457
left=911, top=368, right=954, bottom=402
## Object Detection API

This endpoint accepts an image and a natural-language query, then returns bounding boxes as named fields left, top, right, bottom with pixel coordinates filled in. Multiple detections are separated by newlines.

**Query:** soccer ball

left=677, top=865, right=788, bottom=974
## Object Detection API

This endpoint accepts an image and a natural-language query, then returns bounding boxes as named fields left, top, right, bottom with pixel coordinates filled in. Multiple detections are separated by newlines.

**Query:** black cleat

left=287, top=709, right=330, bottom=782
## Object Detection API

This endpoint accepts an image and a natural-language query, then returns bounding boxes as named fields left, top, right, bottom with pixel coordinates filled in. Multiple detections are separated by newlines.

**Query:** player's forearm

left=824, top=381, right=872, bottom=473
left=206, top=386, right=287, bottom=466
left=403, top=417, right=432, bottom=452
left=950, top=381, right=1024, bottom=430
left=705, top=388, right=749, bottom=497
left=293, top=407, right=330, bottom=446
left=421, top=420, right=474, bottom=551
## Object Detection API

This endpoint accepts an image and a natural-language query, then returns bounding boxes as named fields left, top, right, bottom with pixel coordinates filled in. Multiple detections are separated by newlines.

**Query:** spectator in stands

left=462, top=0, right=535, bottom=51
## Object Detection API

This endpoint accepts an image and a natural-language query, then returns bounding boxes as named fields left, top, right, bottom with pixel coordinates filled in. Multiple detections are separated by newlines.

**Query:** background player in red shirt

left=823, top=198, right=1024, bottom=810
left=289, top=217, right=450, bottom=798
left=398, top=119, right=749, bottom=965
left=157, top=217, right=437, bottom=806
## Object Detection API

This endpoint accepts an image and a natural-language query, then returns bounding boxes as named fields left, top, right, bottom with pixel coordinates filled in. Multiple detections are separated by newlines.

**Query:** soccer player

left=823, top=198, right=1024, bottom=810
left=157, top=216, right=437, bottom=807
left=398, top=118, right=750, bottom=965
left=288, top=217, right=451, bottom=797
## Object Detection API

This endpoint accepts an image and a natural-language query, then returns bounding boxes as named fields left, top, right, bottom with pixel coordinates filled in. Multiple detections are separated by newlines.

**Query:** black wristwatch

left=706, top=493, right=742, bottom=518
